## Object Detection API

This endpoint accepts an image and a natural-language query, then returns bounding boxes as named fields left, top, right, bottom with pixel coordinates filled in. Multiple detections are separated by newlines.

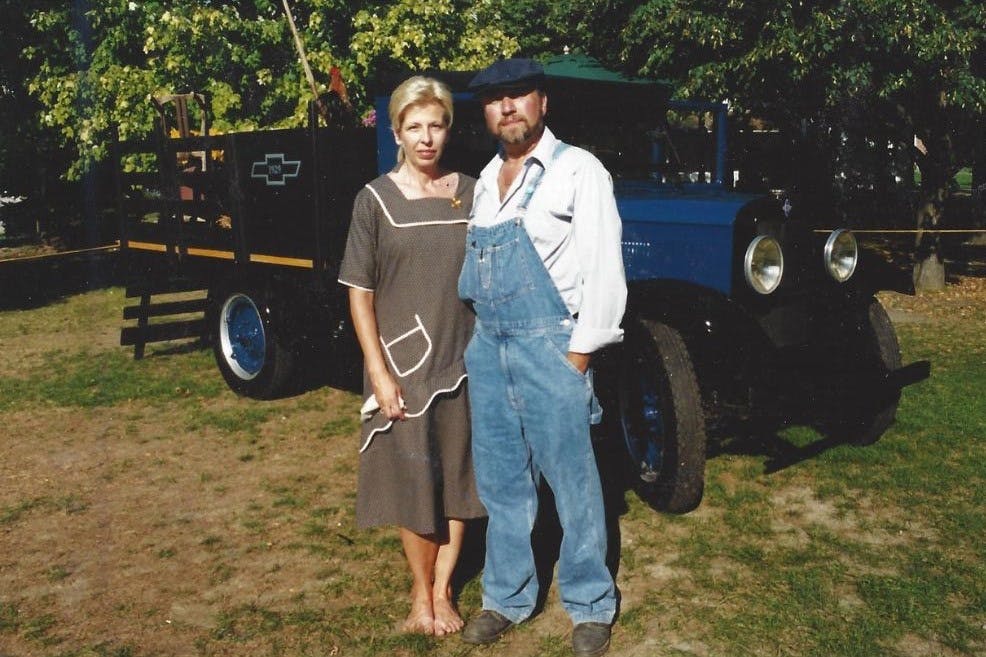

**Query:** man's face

left=481, top=85, right=547, bottom=148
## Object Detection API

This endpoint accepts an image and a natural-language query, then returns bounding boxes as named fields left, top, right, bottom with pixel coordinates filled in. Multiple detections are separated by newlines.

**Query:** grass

left=0, top=286, right=984, bottom=656
left=914, top=166, right=974, bottom=192
left=0, top=348, right=224, bottom=411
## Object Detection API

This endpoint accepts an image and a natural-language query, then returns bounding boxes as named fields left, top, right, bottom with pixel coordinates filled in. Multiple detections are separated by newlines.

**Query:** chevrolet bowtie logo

left=251, top=153, right=301, bottom=186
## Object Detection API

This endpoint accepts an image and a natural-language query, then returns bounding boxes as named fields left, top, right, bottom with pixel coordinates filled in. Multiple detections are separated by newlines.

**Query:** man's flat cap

left=468, top=58, right=545, bottom=93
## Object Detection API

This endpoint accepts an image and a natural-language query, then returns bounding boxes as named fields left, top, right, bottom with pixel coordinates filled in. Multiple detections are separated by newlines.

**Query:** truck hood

left=615, top=180, right=762, bottom=227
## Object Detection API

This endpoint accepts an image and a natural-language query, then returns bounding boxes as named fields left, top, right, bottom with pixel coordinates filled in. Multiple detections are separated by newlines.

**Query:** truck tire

left=822, top=297, right=902, bottom=445
left=212, top=289, right=296, bottom=399
left=618, top=319, right=707, bottom=513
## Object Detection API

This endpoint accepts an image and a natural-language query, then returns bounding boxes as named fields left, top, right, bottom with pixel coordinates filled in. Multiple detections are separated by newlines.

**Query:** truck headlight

left=744, top=236, right=784, bottom=294
left=824, top=229, right=858, bottom=282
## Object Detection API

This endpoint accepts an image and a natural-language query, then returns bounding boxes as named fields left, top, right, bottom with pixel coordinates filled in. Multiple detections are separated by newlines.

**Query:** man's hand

left=566, top=351, right=591, bottom=374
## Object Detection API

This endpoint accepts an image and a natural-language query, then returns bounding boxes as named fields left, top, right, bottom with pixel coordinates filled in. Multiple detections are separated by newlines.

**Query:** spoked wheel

left=618, top=319, right=707, bottom=513
left=212, top=290, right=295, bottom=399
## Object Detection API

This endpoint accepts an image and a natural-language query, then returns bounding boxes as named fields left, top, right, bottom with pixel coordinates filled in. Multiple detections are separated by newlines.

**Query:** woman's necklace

left=394, top=169, right=460, bottom=206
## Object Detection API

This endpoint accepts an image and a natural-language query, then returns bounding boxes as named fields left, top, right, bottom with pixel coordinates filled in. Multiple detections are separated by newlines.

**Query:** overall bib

left=458, top=145, right=616, bottom=625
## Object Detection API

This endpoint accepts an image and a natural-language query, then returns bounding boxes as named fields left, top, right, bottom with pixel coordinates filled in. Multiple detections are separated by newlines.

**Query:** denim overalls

left=458, top=144, right=616, bottom=625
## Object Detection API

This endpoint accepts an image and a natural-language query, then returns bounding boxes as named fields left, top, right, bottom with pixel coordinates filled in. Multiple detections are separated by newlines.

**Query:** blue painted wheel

left=219, top=293, right=266, bottom=380
left=211, top=289, right=295, bottom=398
left=618, top=319, right=707, bottom=513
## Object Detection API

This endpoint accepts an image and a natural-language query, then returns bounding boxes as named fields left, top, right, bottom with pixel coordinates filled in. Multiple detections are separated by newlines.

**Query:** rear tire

left=211, top=289, right=295, bottom=399
left=618, top=319, right=707, bottom=513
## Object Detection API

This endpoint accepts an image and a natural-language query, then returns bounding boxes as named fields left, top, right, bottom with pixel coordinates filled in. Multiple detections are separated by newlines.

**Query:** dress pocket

left=380, top=314, right=432, bottom=377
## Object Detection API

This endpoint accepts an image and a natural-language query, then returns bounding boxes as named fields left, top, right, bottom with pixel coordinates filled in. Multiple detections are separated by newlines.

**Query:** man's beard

left=498, top=118, right=543, bottom=145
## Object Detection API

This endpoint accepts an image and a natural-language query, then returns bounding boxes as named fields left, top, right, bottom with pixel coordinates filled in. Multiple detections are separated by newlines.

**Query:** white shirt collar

left=482, top=126, right=560, bottom=181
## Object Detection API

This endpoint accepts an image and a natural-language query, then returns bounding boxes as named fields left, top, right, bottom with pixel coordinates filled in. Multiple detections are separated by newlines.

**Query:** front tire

left=212, top=289, right=296, bottom=399
left=821, top=297, right=902, bottom=445
left=618, top=319, right=707, bottom=513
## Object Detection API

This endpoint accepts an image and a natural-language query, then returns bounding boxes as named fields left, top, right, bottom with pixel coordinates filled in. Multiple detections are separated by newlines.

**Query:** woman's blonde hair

left=388, top=76, right=454, bottom=164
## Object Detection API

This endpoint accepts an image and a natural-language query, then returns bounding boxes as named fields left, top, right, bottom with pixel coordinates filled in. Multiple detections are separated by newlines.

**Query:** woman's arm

left=349, top=287, right=406, bottom=420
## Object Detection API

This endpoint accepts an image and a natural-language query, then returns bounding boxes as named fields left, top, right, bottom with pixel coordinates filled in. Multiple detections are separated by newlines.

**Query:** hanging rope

left=281, top=0, right=320, bottom=101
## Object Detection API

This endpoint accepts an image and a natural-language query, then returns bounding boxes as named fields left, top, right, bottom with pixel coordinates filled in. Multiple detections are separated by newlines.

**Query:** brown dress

left=338, top=173, right=485, bottom=535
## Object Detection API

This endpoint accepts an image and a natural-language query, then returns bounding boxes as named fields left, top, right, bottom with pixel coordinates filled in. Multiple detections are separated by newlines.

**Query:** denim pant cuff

left=482, top=601, right=531, bottom=625
left=569, top=611, right=616, bottom=625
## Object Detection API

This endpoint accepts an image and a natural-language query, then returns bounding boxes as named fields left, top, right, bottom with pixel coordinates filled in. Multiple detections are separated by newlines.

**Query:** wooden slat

left=120, top=319, right=207, bottom=346
left=125, top=282, right=206, bottom=297
left=121, top=197, right=221, bottom=214
left=123, top=297, right=209, bottom=320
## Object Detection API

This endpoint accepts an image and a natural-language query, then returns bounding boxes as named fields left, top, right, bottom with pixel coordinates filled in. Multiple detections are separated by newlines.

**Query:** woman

left=337, top=76, right=485, bottom=636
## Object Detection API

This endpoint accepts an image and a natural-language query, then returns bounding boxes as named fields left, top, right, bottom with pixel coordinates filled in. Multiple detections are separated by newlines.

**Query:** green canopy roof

left=542, top=54, right=670, bottom=90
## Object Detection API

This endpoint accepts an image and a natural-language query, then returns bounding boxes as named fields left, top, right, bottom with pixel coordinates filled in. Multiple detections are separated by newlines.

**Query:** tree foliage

left=0, top=0, right=54, bottom=197
left=22, top=0, right=516, bottom=179
left=571, top=0, right=984, bottom=222
left=11, top=0, right=986, bottom=284
left=349, top=0, right=518, bottom=82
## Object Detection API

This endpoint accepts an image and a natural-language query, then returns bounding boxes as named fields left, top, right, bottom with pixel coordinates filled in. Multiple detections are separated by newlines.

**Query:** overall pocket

left=542, top=327, right=603, bottom=425
left=462, top=237, right=536, bottom=305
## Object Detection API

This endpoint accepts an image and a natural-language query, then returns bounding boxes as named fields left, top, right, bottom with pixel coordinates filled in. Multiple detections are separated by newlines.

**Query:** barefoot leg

left=399, top=528, right=439, bottom=634
left=432, top=519, right=466, bottom=636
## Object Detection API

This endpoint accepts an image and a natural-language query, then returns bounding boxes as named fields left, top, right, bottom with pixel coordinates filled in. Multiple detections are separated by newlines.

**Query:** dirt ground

left=0, top=249, right=984, bottom=656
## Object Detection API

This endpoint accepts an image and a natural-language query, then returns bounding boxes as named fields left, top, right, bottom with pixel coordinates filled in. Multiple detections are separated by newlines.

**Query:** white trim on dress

left=358, top=373, right=468, bottom=453
left=380, top=313, right=433, bottom=378
left=338, top=278, right=374, bottom=292
left=365, top=184, right=469, bottom=227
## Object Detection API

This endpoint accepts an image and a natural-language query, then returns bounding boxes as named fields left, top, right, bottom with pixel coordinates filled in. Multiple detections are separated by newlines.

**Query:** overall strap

left=517, top=141, right=571, bottom=213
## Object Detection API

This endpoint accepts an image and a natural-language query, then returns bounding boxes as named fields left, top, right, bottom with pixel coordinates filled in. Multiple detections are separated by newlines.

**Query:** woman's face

left=394, top=101, right=449, bottom=171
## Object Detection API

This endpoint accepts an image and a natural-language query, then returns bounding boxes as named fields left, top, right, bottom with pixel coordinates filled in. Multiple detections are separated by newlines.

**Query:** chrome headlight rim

left=744, top=235, right=784, bottom=295
left=824, top=228, right=858, bottom=283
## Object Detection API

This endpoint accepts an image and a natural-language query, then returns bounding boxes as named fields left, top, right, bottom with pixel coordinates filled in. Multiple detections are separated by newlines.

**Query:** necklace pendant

left=450, top=197, right=462, bottom=208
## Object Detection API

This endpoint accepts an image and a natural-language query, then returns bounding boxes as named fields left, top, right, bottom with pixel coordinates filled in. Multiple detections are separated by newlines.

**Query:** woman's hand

left=349, top=287, right=407, bottom=421
left=370, top=368, right=406, bottom=421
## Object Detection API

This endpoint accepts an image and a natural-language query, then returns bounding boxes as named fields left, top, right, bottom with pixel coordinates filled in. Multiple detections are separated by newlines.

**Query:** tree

left=0, top=0, right=57, bottom=198
left=349, top=0, right=518, bottom=83
left=26, top=1, right=367, bottom=179
left=571, top=0, right=985, bottom=291
left=24, top=0, right=519, bottom=182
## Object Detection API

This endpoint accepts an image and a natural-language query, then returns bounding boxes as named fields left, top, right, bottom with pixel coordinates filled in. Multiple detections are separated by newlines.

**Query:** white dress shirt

left=471, top=127, right=627, bottom=354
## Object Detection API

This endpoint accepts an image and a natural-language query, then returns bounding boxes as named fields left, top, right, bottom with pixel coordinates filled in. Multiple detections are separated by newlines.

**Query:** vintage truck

left=114, top=55, right=928, bottom=513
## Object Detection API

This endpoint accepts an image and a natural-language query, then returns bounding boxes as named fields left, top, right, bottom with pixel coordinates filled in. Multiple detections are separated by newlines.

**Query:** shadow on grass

left=0, top=248, right=122, bottom=310
left=712, top=424, right=850, bottom=475
left=861, top=233, right=986, bottom=284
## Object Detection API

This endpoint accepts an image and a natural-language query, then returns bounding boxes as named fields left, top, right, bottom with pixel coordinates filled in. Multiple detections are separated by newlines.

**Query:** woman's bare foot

left=432, top=592, right=464, bottom=636
left=431, top=588, right=465, bottom=636
left=402, top=593, right=435, bottom=634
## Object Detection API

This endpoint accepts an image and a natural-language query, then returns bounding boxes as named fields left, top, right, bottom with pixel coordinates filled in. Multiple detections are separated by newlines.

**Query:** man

left=458, top=58, right=627, bottom=657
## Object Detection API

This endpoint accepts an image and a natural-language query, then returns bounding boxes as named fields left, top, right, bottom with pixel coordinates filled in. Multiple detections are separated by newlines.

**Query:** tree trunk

left=913, top=193, right=947, bottom=293
left=912, top=118, right=953, bottom=293
left=913, top=246, right=945, bottom=292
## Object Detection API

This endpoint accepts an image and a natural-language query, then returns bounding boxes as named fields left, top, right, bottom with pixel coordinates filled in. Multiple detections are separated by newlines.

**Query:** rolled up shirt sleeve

left=569, top=156, right=627, bottom=354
